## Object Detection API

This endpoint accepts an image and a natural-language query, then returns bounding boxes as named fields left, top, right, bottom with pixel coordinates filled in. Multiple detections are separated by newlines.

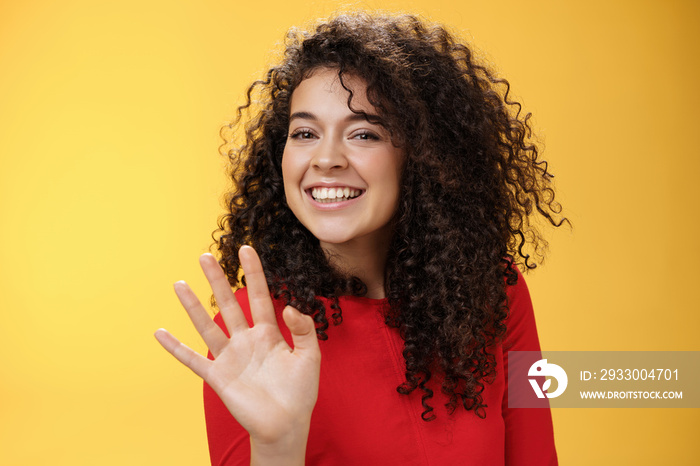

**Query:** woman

left=156, top=12, right=565, bottom=465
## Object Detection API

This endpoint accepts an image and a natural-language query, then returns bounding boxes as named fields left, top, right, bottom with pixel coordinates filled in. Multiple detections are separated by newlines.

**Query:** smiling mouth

left=310, top=187, right=363, bottom=203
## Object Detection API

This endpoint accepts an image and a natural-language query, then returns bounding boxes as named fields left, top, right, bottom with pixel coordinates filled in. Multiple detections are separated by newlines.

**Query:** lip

left=303, top=181, right=365, bottom=191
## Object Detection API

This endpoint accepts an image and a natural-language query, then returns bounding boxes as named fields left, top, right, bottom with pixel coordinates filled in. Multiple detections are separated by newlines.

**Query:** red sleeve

left=203, top=289, right=253, bottom=466
left=502, top=269, right=558, bottom=465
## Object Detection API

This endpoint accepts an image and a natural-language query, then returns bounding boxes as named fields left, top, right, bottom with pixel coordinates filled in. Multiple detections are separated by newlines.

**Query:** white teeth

left=310, top=187, right=362, bottom=203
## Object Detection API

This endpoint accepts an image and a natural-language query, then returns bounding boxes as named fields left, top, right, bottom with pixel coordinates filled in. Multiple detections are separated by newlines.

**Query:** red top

left=204, top=271, right=558, bottom=465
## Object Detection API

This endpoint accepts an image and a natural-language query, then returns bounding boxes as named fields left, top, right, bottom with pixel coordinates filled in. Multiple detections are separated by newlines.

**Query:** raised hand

left=155, top=246, right=320, bottom=465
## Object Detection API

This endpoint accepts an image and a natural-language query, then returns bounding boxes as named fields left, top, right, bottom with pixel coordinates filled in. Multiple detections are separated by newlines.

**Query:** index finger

left=238, top=245, right=278, bottom=327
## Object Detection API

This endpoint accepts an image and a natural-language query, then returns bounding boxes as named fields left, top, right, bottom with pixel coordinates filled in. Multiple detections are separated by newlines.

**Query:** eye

left=289, top=128, right=317, bottom=139
left=352, top=130, right=380, bottom=141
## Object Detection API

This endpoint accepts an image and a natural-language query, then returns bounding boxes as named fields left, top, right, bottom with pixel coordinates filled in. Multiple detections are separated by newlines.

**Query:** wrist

left=249, top=422, right=310, bottom=466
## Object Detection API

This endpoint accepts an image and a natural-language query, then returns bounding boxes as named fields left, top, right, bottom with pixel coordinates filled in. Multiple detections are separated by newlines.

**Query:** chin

left=312, top=231, right=358, bottom=246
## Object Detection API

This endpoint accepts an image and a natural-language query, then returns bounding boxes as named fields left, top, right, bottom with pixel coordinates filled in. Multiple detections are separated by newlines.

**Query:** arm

left=155, top=246, right=321, bottom=465
left=502, top=269, right=558, bottom=465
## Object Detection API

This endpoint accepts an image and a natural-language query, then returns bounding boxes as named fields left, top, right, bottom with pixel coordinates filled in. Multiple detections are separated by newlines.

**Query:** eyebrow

left=289, top=111, right=382, bottom=124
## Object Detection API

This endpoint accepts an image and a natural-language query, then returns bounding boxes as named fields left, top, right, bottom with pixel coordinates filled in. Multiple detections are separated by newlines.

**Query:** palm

left=155, top=246, right=320, bottom=446
left=205, top=317, right=319, bottom=442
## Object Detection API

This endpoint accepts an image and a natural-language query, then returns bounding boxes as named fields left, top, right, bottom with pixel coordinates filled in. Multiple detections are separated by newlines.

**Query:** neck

left=320, top=233, right=392, bottom=299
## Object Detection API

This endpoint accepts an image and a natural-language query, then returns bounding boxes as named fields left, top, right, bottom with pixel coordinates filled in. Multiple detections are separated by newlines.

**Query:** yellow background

left=1, top=0, right=698, bottom=464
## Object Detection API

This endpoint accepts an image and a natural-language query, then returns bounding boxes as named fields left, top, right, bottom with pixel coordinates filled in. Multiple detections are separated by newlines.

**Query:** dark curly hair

left=214, top=12, right=566, bottom=421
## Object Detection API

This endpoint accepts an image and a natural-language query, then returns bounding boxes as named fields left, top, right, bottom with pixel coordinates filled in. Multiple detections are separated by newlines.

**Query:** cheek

left=380, top=154, right=403, bottom=198
left=281, top=151, right=296, bottom=190
left=386, top=156, right=404, bottom=213
left=281, top=149, right=290, bottom=179
left=281, top=150, right=304, bottom=211
left=366, top=159, right=402, bottom=216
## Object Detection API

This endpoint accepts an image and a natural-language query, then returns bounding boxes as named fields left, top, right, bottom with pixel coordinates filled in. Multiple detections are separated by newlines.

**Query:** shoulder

left=503, top=267, right=542, bottom=352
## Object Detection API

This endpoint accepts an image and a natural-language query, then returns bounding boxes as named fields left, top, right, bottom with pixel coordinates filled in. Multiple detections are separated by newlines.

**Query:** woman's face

left=282, top=68, right=404, bottom=253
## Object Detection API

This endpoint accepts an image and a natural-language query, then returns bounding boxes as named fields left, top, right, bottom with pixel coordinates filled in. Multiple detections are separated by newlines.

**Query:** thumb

left=282, top=306, right=319, bottom=355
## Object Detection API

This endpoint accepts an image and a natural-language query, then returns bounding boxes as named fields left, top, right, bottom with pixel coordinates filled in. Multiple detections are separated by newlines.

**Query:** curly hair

left=214, top=12, right=566, bottom=421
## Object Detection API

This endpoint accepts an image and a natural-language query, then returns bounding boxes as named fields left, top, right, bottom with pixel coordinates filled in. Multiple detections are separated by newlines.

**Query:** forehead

left=289, top=68, right=374, bottom=113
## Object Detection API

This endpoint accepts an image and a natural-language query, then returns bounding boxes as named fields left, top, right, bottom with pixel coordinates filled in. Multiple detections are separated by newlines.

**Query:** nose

left=311, top=137, right=348, bottom=172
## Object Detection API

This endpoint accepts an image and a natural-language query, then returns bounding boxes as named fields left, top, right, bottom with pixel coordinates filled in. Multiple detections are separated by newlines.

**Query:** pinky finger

left=154, top=329, right=212, bottom=380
